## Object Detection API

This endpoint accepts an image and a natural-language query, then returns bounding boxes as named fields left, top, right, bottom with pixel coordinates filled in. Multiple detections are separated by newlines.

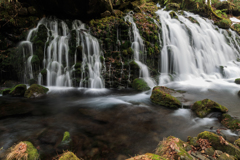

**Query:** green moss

left=31, top=55, right=40, bottom=65
left=197, top=131, right=240, bottom=159
left=59, top=151, right=80, bottom=160
left=166, top=3, right=180, bottom=11
left=234, top=138, right=240, bottom=148
left=235, top=78, right=240, bottom=84
left=216, top=19, right=231, bottom=29
left=150, top=86, right=181, bottom=109
left=187, top=136, right=200, bottom=147
left=24, top=141, right=39, bottom=160
left=0, top=88, right=12, bottom=95
left=24, top=84, right=49, bottom=98
left=28, top=79, right=37, bottom=86
left=132, top=78, right=150, bottom=91
left=121, top=40, right=131, bottom=50
left=62, top=131, right=71, bottom=142
left=41, top=69, right=47, bottom=75
left=9, top=84, right=27, bottom=97
left=127, top=47, right=133, bottom=55
left=192, top=99, right=228, bottom=118
left=221, top=114, right=240, bottom=130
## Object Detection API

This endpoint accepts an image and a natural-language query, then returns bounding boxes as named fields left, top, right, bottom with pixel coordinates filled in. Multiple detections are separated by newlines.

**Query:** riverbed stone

left=234, top=138, right=240, bottom=147
left=215, top=19, right=232, bottom=29
left=6, top=141, right=39, bottom=160
left=132, top=78, right=150, bottom=91
left=221, top=114, right=240, bottom=130
left=191, top=99, right=228, bottom=118
left=58, top=151, right=80, bottom=160
left=197, top=131, right=240, bottom=159
left=127, top=153, right=167, bottom=160
left=235, top=78, right=240, bottom=84
left=217, top=153, right=236, bottom=160
left=205, top=147, right=215, bottom=156
left=150, top=86, right=181, bottom=109
left=155, top=136, right=193, bottom=159
left=1, top=88, right=12, bottom=96
left=24, top=84, right=49, bottom=98
left=9, top=84, right=27, bottom=97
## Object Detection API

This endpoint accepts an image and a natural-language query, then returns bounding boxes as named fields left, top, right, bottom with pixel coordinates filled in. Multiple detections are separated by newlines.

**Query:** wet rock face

left=18, top=0, right=113, bottom=20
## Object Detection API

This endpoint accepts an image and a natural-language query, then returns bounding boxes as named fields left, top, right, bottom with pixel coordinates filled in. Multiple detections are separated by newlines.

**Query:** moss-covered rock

left=233, top=6, right=240, bottom=17
left=150, top=86, right=181, bottom=109
left=9, top=84, right=27, bottom=97
left=215, top=19, right=231, bottom=29
left=127, top=153, right=167, bottom=160
left=1, top=88, right=12, bottom=96
left=58, top=151, right=80, bottom=160
left=132, top=78, right=150, bottom=91
left=235, top=78, right=240, bottom=84
left=31, top=55, right=40, bottom=65
left=24, top=84, right=49, bottom=98
left=221, top=113, right=240, bottom=130
left=191, top=99, right=228, bottom=118
left=62, top=131, right=71, bottom=142
left=217, top=153, right=236, bottom=160
left=205, top=147, right=215, bottom=156
left=187, top=136, right=200, bottom=147
left=166, top=3, right=180, bottom=11
left=197, top=131, right=240, bottom=159
left=234, top=138, right=240, bottom=148
left=7, top=141, right=39, bottom=160
left=155, top=136, right=193, bottom=159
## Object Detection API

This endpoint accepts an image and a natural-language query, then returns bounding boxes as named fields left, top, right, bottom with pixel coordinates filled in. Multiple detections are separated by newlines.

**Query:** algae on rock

left=9, top=84, right=27, bottom=97
left=24, top=84, right=49, bottom=98
left=132, top=78, right=150, bottom=91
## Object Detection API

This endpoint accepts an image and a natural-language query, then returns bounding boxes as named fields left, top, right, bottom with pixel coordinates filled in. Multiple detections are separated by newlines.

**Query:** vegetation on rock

left=221, top=113, right=240, bottom=130
left=191, top=99, right=228, bottom=118
left=9, top=84, right=27, bottom=97
left=24, top=84, right=49, bottom=98
left=58, top=151, right=80, bottom=160
left=150, top=86, right=181, bottom=109
left=132, top=78, right=150, bottom=91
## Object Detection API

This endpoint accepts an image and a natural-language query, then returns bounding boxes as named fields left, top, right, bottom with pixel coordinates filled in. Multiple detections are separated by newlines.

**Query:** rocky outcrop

left=150, top=86, right=181, bottom=109
left=132, top=78, right=150, bottom=91
left=191, top=99, right=228, bottom=118
left=221, top=113, right=240, bottom=130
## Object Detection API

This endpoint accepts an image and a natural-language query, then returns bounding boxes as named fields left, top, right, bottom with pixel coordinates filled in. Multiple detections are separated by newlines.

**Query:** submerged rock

left=132, top=78, right=150, bottom=91
left=197, top=131, right=240, bottom=159
left=6, top=141, right=39, bottom=160
left=58, top=151, right=80, bottom=160
left=155, top=136, right=193, bottom=159
left=9, top=84, right=27, bottom=97
left=24, top=84, right=49, bottom=98
left=150, top=86, right=181, bottom=109
left=191, top=99, right=228, bottom=118
left=221, top=113, right=240, bottom=130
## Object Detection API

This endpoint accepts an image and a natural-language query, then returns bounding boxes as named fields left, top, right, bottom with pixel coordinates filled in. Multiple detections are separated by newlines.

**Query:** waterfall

left=20, top=18, right=105, bottom=88
left=125, top=11, right=156, bottom=88
left=155, top=10, right=240, bottom=85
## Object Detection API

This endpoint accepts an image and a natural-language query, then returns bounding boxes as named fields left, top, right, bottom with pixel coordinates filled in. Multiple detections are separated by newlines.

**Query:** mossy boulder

left=197, top=131, right=240, bottom=159
left=235, top=78, right=240, bottom=84
left=132, top=78, right=150, bottom=91
left=215, top=1, right=232, bottom=10
left=217, top=153, right=236, bottom=160
left=233, top=6, right=240, bottom=17
left=221, top=114, right=240, bottom=130
left=24, top=84, right=49, bottom=98
left=101, top=10, right=111, bottom=18
left=7, top=141, right=39, bottom=160
left=58, top=151, right=80, bottom=160
left=155, top=136, right=193, bottom=159
left=191, top=99, right=228, bottom=118
left=166, top=3, right=180, bottom=11
left=150, top=86, right=181, bottom=109
left=216, top=19, right=231, bottom=29
left=127, top=153, right=167, bottom=160
left=31, top=55, right=40, bottom=65
left=1, top=88, right=12, bottom=96
left=57, top=131, right=72, bottom=151
left=9, top=84, right=27, bottom=97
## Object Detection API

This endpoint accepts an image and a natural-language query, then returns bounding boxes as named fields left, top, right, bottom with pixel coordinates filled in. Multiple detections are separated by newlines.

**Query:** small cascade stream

left=20, top=18, right=105, bottom=88
left=125, top=12, right=156, bottom=88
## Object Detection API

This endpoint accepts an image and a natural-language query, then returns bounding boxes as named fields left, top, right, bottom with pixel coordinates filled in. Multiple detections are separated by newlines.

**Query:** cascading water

left=20, top=18, right=105, bottom=88
left=125, top=12, right=156, bottom=88
left=155, top=10, right=240, bottom=86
